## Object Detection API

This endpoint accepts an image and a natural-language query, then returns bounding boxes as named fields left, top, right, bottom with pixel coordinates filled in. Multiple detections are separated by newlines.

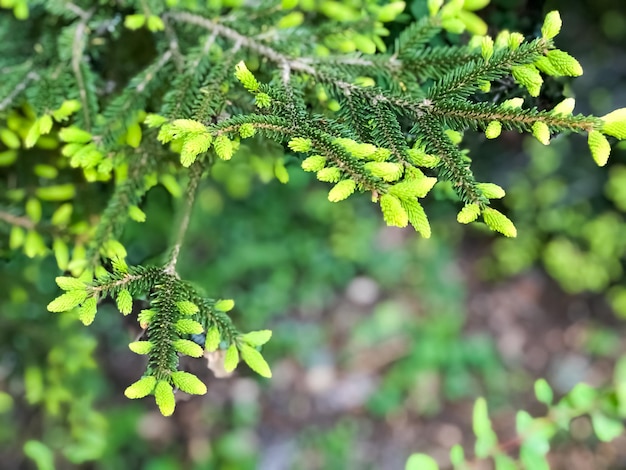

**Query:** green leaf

left=591, top=412, right=624, bottom=442
left=25, top=197, right=41, bottom=223
left=128, top=341, right=153, bottom=355
left=241, top=330, right=272, bottom=347
left=380, top=194, right=408, bottom=228
left=173, top=339, right=204, bottom=358
left=288, top=137, right=312, bottom=152
left=175, top=319, right=204, bottom=335
left=588, top=131, right=611, bottom=166
left=224, top=343, right=239, bottom=373
left=154, top=380, right=176, bottom=416
left=205, top=327, right=221, bottom=352
left=405, top=453, right=438, bottom=470
left=47, top=290, right=88, bottom=312
left=239, top=344, right=272, bottom=378
left=534, top=378, right=553, bottom=405
left=171, top=371, right=207, bottom=395
left=116, top=289, right=133, bottom=315
left=124, top=376, right=157, bottom=399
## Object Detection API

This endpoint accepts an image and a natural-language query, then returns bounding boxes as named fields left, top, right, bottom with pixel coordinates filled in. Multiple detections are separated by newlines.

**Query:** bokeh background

left=1, top=0, right=626, bottom=468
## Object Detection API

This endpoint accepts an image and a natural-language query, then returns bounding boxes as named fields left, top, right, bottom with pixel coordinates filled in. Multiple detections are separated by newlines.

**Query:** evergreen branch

left=71, top=8, right=94, bottom=130
left=417, top=114, right=487, bottom=207
left=164, top=161, right=205, bottom=277
left=148, top=275, right=183, bottom=381
left=431, top=100, right=602, bottom=133
left=427, top=39, right=549, bottom=101
left=371, top=102, right=411, bottom=166
left=0, top=71, right=39, bottom=112
left=0, top=210, right=35, bottom=230
left=85, top=148, right=156, bottom=267
left=395, top=16, right=441, bottom=59
left=402, top=46, right=476, bottom=81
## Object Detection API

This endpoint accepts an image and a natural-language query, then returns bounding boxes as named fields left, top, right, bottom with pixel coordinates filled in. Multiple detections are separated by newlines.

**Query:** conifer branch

left=71, top=9, right=94, bottom=130
left=431, top=100, right=602, bottom=133
left=164, top=161, right=204, bottom=277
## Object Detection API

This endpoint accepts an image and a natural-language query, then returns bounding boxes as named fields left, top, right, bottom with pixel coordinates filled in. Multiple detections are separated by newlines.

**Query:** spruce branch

left=71, top=8, right=94, bottom=130
left=164, top=161, right=205, bottom=277
left=431, top=100, right=602, bottom=134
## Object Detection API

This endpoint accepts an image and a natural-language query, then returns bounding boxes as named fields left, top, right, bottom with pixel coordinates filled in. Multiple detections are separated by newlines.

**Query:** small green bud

left=224, top=343, right=239, bottom=372
left=205, top=327, right=221, bottom=352
left=173, top=339, right=204, bottom=358
left=171, top=371, right=207, bottom=395
left=78, top=296, right=98, bottom=325
left=457, top=203, right=480, bottom=224
left=116, top=289, right=133, bottom=315
left=477, top=182, right=505, bottom=199
left=59, top=126, right=92, bottom=143
left=239, top=123, right=256, bottom=138
left=485, top=121, right=502, bottom=139
left=147, top=15, right=164, bottom=32
left=128, top=205, right=146, bottom=223
left=175, top=319, right=204, bottom=335
left=546, top=50, right=583, bottom=77
left=541, top=11, right=562, bottom=39
left=601, top=108, right=626, bottom=139
left=511, top=64, right=543, bottom=97
left=328, top=179, right=356, bottom=202
left=234, top=61, right=260, bottom=92
left=301, top=155, right=326, bottom=172
left=364, top=162, right=403, bottom=182
left=154, top=380, right=175, bottom=416
left=482, top=207, right=517, bottom=237
left=176, top=301, right=200, bottom=315
left=213, top=135, right=234, bottom=160
left=532, top=122, right=551, bottom=145
left=288, top=137, right=312, bottom=153
left=552, top=98, right=576, bottom=116
left=124, top=376, right=157, bottom=399
left=214, top=299, right=235, bottom=312
left=129, top=341, right=153, bottom=354
left=588, top=130, right=611, bottom=167
left=124, top=14, right=146, bottom=30
left=380, top=194, right=408, bottom=228
left=241, top=330, right=272, bottom=347
left=255, top=92, right=271, bottom=108
left=316, top=167, right=341, bottom=183
left=240, top=344, right=272, bottom=378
